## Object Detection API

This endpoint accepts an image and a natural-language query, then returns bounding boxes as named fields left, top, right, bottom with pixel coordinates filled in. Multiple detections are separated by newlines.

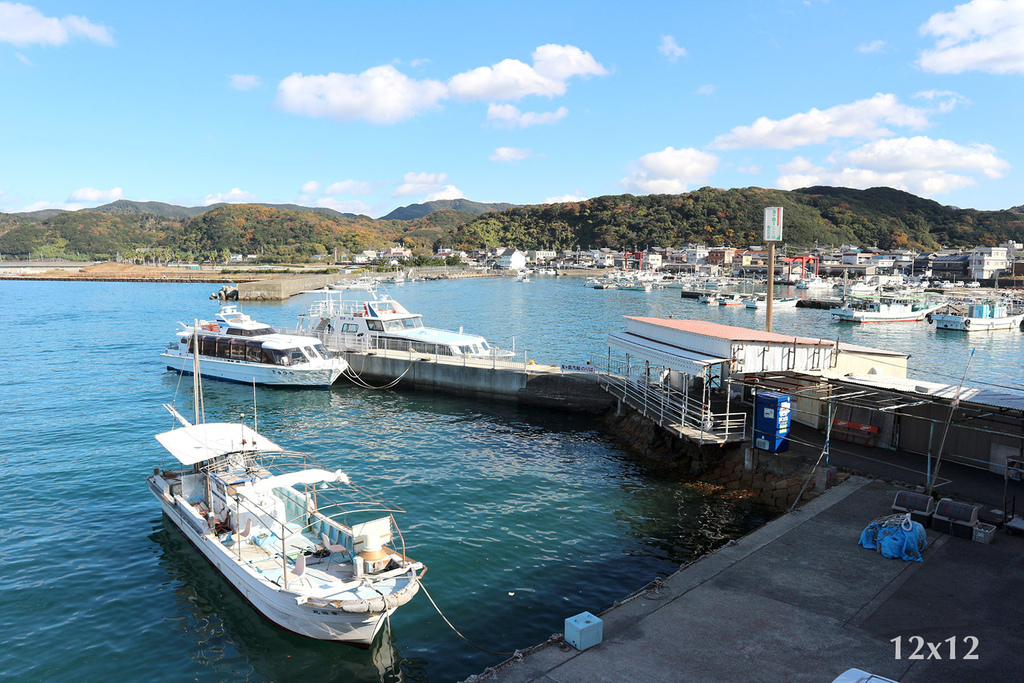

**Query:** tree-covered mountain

left=3, top=187, right=1023, bottom=261
left=382, top=199, right=516, bottom=221
left=440, top=186, right=1024, bottom=252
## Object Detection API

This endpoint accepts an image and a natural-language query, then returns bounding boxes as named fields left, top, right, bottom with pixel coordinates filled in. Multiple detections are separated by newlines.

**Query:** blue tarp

left=859, top=514, right=928, bottom=562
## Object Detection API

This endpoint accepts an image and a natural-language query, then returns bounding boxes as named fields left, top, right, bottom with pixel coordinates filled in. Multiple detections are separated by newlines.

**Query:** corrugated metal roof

left=608, top=332, right=730, bottom=376
left=841, top=374, right=1024, bottom=412
left=626, top=316, right=831, bottom=346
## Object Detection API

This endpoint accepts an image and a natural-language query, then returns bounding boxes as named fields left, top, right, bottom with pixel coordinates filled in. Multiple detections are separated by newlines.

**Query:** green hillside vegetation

left=2, top=187, right=1023, bottom=262
left=442, top=186, right=1024, bottom=252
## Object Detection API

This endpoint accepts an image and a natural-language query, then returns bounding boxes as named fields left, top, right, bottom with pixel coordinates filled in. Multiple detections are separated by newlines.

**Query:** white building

left=968, top=246, right=1010, bottom=280
left=527, top=249, right=557, bottom=264
left=497, top=248, right=527, bottom=270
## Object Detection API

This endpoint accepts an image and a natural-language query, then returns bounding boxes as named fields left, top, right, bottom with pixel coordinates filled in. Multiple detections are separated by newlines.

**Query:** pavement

left=481, top=473, right=1024, bottom=683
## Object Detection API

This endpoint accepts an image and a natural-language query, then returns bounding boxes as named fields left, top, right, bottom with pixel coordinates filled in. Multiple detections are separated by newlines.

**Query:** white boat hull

left=162, top=351, right=345, bottom=387
left=931, top=313, right=1024, bottom=331
left=151, top=485, right=390, bottom=646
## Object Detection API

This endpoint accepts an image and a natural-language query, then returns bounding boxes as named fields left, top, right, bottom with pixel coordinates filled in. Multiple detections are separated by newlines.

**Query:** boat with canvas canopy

left=148, top=340, right=425, bottom=646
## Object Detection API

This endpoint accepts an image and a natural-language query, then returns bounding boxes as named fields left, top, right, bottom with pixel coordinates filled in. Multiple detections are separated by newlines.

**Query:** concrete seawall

left=341, top=351, right=615, bottom=413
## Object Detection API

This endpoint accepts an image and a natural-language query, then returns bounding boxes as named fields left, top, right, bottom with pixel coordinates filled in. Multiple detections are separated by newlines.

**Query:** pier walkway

left=482, top=475, right=1024, bottom=683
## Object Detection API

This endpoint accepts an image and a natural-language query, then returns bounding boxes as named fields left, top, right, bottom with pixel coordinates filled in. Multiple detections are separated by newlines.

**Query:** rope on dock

left=419, top=582, right=520, bottom=657
left=341, top=358, right=416, bottom=390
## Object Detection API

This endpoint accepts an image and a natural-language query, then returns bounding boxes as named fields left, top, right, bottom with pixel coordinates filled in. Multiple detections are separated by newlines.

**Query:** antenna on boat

left=192, top=319, right=205, bottom=424
left=252, top=378, right=258, bottom=439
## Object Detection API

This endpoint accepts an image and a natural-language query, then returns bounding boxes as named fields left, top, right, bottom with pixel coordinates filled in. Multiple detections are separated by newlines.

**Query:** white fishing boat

left=743, top=294, right=799, bottom=310
left=795, top=277, right=832, bottom=290
left=161, top=305, right=348, bottom=387
left=830, top=299, right=944, bottom=323
left=716, top=293, right=746, bottom=306
left=928, top=302, right=1024, bottom=332
left=149, top=343, right=424, bottom=646
left=291, top=290, right=515, bottom=359
left=330, top=276, right=379, bottom=291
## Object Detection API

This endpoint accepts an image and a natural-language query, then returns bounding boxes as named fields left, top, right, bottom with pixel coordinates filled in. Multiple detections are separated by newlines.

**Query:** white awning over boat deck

left=156, top=422, right=283, bottom=466
left=608, top=332, right=730, bottom=376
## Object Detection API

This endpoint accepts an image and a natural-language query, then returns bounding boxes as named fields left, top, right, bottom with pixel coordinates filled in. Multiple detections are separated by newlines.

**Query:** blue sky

left=1, top=1, right=1022, bottom=217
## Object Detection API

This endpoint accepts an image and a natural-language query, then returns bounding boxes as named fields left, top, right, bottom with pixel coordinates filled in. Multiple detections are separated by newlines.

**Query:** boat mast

left=192, top=319, right=204, bottom=425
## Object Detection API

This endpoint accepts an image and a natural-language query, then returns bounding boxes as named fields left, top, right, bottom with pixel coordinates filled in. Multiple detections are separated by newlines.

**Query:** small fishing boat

left=928, top=302, right=1024, bottom=332
left=743, top=294, right=799, bottom=310
left=716, top=293, right=746, bottom=306
left=161, top=305, right=348, bottom=387
left=149, top=341, right=425, bottom=646
left=830, top=299, right=943, bottom=323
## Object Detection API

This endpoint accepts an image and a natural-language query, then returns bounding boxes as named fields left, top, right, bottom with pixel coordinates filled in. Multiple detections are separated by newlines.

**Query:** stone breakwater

left=606, top=409, right=848, bottom=511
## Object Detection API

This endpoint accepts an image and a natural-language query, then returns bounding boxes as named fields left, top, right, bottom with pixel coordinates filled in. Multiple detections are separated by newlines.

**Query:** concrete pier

left=480, top=476, right=1024, bottom=683
left=340, top=350, right=615, bottom=413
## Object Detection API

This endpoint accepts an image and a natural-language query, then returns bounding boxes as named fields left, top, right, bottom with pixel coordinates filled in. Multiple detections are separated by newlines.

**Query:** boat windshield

left=312, top=343, right=333, bottom=360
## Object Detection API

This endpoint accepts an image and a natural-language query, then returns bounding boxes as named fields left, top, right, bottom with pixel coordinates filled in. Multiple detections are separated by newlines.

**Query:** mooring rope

left=341, top=356, right=417, bottom=390
left=419, top=582, right=520, bottom=656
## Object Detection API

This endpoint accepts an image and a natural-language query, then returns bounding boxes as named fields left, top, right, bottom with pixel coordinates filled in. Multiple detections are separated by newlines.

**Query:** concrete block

left=565, top=611, right=603, bottom=651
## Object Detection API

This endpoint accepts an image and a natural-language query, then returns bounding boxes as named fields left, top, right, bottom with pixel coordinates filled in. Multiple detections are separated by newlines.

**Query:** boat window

left=229, top=339, right=246, bottom=360
left=199, top=335, right=216, bottom=356
left=216, top=338, right=231, bottom=358
left=383, top=320, right=404, bottom=332
left=313, top=343, right=333, bottom=360
left=401, top=318, right=421, bottom=329
left=226, top=326, right=276, bottom=337
left=341, top=323, right=359, bottom=333
left=245, top=340, right=263, bottom=363
left=366, top=320, right=384, bottom=332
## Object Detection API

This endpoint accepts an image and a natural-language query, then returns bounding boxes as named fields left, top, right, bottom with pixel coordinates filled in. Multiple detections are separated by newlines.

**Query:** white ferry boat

left=743, top=294, right=799, bottom=309
left=149, top=355, right=424, bottom=646
left=292, top=292, right=514, bottom=359
left=830, top=299, right=943, bottom=324
left=161, top=306, right=348, bottom=387
left=928, top=302, right=1024, bottom=332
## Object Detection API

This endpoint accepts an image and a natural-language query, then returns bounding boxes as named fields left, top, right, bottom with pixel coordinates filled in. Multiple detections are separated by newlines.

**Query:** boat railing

left=591, top=357, right=747, bottom=444
left=305, top=329, right=528, bottom=370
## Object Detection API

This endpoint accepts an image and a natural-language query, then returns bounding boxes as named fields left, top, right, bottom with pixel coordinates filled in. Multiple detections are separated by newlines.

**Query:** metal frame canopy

left=608, top=331, right=730, bottom=376
left=156, top=422, right=283, bottom=466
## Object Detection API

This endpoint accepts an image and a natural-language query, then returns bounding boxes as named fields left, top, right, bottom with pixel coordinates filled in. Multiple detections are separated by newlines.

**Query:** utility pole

left=764, top=207, right=783, bottom=333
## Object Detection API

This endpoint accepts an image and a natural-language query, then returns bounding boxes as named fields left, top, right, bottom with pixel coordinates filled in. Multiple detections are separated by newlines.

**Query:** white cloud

left=695, top=84, right=715, bottom=96
left=709, top=93, right=931, bottom=150
left=736, top=165, right=761, bottom=174
left=490, top=147, right=532, bottom=162
left=544, top=193, right=587, bottom=204
left=621, top=147, right=718, bottom=194
left=920, top=0, right=1024, bottom=74
left=301, top=181, right=321, bottom=194
left=448, top=44, right=606, bottom=101
left=324, top=180, right=372, bottom=195
left=275, top=66, right=447, bottom=124
left=229, top=74, right=262, bottom=91
left=15, top=51, right=31, bottom=66
left=857, top=40, right=886, bottom=54
left=914, top=89, right=971, bottom=113
left=425, top=185, right=465, bottom=201
left=775, top=136, right=1010, bottom=196
left=410, top=58, right=430, bottom=68
left=68, top=187, right=123, bottom=203
left=486, top=103, right=569, bottom=129
left=395, top=172, right=449, bottom=197
left=658, top=35, right=687, bottom=62
left=204, top=188, right=258, bottom=205
left=0, top=2, right=114, bottom=47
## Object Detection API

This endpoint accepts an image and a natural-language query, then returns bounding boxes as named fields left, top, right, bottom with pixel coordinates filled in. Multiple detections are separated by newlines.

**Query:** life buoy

left=963, top=318, right=970, bottom=329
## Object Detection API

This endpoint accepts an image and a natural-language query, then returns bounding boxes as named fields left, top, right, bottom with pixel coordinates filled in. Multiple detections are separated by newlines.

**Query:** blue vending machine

left=754, top=392, right=791, bottom=453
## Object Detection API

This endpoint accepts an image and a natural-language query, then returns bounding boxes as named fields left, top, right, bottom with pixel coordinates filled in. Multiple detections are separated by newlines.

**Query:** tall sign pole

left=763, top=207, right=783, bottom=333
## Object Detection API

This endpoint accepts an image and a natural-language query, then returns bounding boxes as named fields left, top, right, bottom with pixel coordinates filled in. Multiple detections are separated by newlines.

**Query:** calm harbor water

left=1, top=276, right=1020, bottom=682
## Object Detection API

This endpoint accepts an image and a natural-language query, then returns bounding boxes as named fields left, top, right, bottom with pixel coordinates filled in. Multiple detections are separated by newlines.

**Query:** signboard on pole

left=763, top=207, right=783, bottom=242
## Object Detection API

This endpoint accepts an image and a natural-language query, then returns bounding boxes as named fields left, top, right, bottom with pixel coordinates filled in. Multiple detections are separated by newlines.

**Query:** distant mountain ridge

left=8, top=199, right=355, bottom=220
left=382, top=198, right=517, bottom=221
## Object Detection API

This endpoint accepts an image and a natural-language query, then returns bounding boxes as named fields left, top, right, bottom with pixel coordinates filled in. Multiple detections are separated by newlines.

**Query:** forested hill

left=2, top=186, right=1023, bottom=261
left=0, top=204, right=462, bottom=261
left=382, top=199, right=516, bottom=221
left=441, top=186, right=1024, bottom=252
